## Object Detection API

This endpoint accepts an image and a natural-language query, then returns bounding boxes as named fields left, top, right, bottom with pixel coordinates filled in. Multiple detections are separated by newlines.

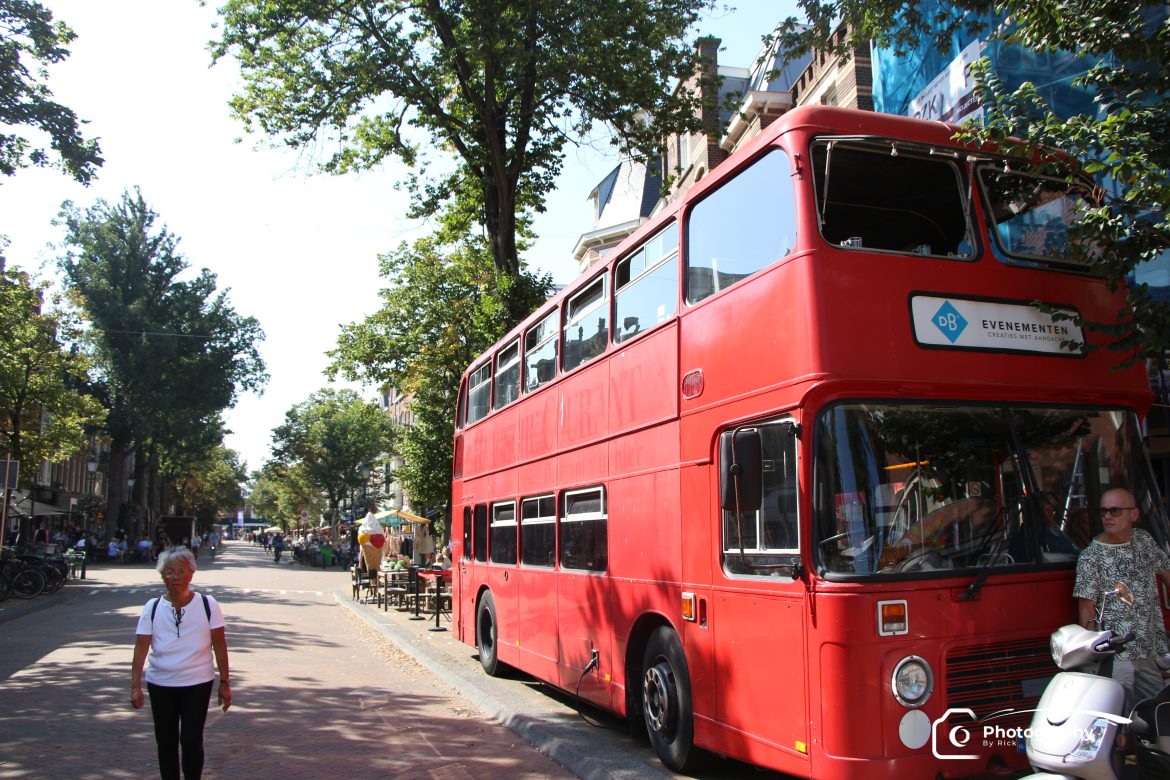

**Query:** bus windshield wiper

left=959, top=508, right=1009, bottom=602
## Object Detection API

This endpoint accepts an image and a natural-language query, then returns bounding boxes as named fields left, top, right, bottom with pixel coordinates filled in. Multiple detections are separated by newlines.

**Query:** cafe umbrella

left=372, top=508, right=428, bottom=528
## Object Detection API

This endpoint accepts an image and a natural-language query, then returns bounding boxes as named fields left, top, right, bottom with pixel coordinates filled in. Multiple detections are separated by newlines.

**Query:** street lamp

left=84, top=459, right=98, bottom=534
left=359, top=464, right=372, bottom=511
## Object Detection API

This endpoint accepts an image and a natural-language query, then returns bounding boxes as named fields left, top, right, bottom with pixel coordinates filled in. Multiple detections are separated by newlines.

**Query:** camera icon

left=931, top=708, right=981, bottom=760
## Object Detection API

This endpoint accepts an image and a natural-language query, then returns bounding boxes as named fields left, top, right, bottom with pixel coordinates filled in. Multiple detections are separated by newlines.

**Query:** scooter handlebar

left=1102, top=631, right=1137, bottom=651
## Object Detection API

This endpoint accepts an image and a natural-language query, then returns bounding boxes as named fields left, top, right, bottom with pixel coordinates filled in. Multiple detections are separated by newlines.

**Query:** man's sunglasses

left=1099, top=506, right=1136, bottom=517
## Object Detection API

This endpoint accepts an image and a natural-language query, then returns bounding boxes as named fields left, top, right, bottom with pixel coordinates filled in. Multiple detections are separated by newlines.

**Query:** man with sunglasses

left=1073, top=487, right=1170, bottom=707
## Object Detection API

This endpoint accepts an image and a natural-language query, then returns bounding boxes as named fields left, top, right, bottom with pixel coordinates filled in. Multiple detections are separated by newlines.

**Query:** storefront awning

left=372, top=508, right=429, bottom=528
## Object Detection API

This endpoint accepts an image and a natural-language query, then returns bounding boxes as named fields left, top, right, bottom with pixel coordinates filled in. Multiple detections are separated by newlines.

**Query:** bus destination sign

left=910, top=295, right=1084, bottom=355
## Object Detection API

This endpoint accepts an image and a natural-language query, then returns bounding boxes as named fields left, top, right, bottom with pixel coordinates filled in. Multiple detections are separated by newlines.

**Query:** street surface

left=0, top=542, right=784, bottom=780
left=0, top=542, right=575, bottom=779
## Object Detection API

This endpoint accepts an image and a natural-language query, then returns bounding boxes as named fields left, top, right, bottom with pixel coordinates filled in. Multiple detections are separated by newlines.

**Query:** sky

left=0, top=1, right=795, bottom=473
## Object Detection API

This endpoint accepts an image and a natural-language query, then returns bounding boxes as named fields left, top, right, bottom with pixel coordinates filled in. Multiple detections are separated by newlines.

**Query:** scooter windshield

left=813, top=403, right=1169, bottom=577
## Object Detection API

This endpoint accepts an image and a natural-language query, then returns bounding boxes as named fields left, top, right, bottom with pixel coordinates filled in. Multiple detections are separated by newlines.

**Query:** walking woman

left=131, top=547, right=231, bottom=779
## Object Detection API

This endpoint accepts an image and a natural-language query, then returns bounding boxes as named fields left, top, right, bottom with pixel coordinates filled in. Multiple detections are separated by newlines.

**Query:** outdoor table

left=381, top=569, right=410, bottom=612
left=416, top=569, right=451, bottom=632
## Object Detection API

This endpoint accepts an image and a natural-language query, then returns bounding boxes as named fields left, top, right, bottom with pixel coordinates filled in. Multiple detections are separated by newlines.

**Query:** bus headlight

left=892, top=656, right=934, bottom=708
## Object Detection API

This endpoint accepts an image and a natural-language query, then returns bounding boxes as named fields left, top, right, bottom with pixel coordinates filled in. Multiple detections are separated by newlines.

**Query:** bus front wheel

left=476, top=591, right=501, bottom=676
left=642, top=626, right=699, bottom=772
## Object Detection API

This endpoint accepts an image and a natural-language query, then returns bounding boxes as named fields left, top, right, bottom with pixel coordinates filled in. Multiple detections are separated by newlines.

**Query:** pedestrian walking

left=130, top=547, right=232, bottom=779
left=1075, top=487, right=1170, bottom=709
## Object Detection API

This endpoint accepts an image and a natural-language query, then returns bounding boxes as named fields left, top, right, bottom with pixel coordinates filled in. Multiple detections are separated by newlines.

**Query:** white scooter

left=1025, top=583, right=1170, bottom=779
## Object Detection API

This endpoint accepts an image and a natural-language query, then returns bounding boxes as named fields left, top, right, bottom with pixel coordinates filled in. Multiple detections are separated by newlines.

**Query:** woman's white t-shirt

left=135, top=592, right=225, bottom=687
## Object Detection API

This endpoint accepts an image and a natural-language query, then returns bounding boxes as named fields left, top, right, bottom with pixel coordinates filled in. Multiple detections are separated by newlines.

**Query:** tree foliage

left=0, top=1, right=101, bottom=182
left=328, top=229, right=551, bottom=517
left=57, top=188, right=267, bottom=528
left=269, top=388, right=395, bottom=536
left=211, top=0, right=712, bottom=285
left=774, top=1, right=1170, bottom=358
left=171, top=445, right=246, bottom=530
left=249, top=460, right=321, bottom=529
left=0, top=261, right=104, bottom=476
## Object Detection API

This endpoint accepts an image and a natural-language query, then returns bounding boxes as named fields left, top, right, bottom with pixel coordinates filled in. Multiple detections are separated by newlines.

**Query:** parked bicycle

left=17, top=548, right=67, bottom=594
left=0, top=551, right=47, bottom=601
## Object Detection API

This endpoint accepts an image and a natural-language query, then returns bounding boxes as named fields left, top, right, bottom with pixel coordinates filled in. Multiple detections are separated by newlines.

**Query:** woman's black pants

left=147, top=680, right=213, bottom=779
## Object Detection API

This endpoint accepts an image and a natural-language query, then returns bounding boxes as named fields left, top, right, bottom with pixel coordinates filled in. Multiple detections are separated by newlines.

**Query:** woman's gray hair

left=156, top=546, right=197, bottom=573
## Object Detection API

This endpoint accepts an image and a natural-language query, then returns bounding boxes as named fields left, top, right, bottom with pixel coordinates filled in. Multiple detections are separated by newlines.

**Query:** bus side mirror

left=720, top=429, right=763, bottom=513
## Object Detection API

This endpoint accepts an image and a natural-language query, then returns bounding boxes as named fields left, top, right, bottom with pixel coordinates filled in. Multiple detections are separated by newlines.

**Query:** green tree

left=250, top=461, right=321, bottom=529
left=58, top=189, right=267, bottom=531
left=0, top=261, right=104, bottom=474
left=774, top=1, right=1170, bottom=357
left=328, top=231, right=551, bottom=518
left=171, top=445, right=246, bottom=530
left=211, top=0, right=711, bottom=289
left=0, top=1, right=101, bottom=182
left=270, top=388, right=395, bottom=541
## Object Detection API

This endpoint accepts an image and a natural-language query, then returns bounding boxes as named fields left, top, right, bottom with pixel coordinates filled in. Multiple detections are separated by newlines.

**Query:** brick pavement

left=0, top=542, right=579, bottom=780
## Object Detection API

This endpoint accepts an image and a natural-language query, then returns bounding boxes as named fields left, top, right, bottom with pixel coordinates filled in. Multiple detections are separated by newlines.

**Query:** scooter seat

left=1133, top=686, right=1170, bottom=738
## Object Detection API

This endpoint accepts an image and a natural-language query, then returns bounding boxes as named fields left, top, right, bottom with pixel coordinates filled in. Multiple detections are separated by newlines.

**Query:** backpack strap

left=150, top=594, right=211, bottom=622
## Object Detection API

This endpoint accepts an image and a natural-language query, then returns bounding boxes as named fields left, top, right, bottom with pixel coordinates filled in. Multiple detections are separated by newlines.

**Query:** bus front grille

left=945, top=637, right=1056, bottom=726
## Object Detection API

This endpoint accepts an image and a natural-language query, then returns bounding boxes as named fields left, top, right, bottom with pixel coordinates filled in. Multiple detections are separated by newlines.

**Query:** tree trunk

left=132, top=443, right=148, bottom=540
left=104, top=434, right=129, bottom=538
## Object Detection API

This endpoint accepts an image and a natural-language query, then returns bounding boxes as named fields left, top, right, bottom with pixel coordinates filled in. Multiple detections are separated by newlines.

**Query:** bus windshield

left=814, top=403, right=1168, bottom=578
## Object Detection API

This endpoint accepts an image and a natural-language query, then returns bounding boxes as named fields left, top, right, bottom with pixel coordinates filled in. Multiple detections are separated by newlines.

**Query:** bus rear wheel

left=476, top=590, right=502, bottom=676
left=642, top=626, right=700, bottom=772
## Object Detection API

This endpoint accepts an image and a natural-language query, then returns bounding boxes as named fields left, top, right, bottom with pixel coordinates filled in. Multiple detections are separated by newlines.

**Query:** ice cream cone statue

left=357, top=504, right=385, bottom=572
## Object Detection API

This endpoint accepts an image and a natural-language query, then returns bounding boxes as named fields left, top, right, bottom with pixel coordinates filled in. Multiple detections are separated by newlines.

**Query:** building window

left=521, top=494, right=556, bottom=567
left=559, top=486, right=607, bottom=572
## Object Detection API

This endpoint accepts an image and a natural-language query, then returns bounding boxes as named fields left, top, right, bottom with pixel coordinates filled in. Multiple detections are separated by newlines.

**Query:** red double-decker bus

left=450, top=105, right=1170, bottom=778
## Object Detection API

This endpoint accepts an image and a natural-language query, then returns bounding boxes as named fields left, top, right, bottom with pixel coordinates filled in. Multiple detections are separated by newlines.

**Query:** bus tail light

left=878, top=599, right=908, bottom=635
left=681, top=591, right=697, bottom=622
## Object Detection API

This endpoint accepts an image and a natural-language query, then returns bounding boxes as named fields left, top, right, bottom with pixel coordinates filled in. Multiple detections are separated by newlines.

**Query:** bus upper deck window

left=686, top=149, right=795, bottom=304
left=494, top=339, right=520, bottom=410
left=978, top=167, right=1096, bottom=271
left=466, top=362, right=491, bottom=424
left=524, top=311, right=558, bottom=393
left=811, top=141, right=973, bottom=259
left=615, top=223, right=679, bottom=344
left=562, top=275, right=608, bottom=372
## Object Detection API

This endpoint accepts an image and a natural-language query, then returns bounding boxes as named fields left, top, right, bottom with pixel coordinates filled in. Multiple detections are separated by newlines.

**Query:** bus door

left=457, top=504, right=487, bottom=645
left=517, top=494, right=560, bottom=680
left=556, top=485, right=613, bottom=702
left=714, top=423, right=810, bottom=758
left=486, top=500, right=521, bottom=668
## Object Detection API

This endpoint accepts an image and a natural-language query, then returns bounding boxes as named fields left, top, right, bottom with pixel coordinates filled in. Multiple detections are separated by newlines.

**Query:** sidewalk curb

left=334, top=591, right=672, bottom=780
